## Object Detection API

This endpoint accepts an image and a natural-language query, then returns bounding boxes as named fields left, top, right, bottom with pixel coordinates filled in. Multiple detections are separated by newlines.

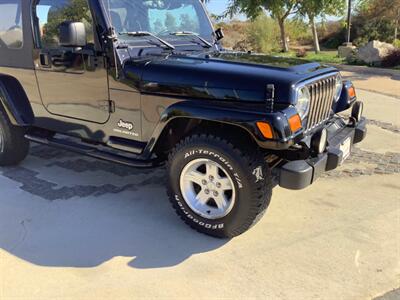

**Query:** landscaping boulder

left=356, top=40, right=395, bottom=65
left=338, top=44, right=356, bottom=58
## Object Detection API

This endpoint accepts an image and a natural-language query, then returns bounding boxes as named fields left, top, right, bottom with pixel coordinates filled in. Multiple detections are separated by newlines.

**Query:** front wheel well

left=153, top=118, right=259, bottom=159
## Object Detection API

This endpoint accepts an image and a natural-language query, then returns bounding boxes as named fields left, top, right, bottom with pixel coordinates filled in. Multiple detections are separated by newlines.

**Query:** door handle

left=39, top=53, right=51, bottom=67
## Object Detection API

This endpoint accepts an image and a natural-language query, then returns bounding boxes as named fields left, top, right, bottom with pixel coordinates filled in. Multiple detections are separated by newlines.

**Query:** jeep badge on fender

left=0, top=0, right=366, bottom=238
left=118, top=119, right=134, bottom=131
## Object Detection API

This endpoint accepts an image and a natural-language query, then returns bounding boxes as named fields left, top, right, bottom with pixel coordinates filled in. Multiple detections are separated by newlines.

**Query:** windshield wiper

left=119, top=31, right=175, bottom=50
left=169, top=31, right=213, bottom=48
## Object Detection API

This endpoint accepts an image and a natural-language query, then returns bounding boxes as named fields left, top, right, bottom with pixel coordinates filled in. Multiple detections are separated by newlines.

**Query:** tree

left=43, top=0, right=93, bottom=47
left=352, top=0, right=400, bottom=43
left=298, top=0, right=346, bottom=53
left=361, top=0, right=400, bottom=42
left=225, top=0, right=300, bottom=52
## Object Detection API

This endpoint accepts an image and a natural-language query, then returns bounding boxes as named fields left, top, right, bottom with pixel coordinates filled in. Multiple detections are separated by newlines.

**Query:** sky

left=205, top=0, right=230, bottom=16
left=205, top=0, right=248, bottom=21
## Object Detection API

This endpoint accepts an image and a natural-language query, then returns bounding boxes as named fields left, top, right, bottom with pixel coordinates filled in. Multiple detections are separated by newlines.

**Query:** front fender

left=0, top=76, right=34, bottom=126
left=143, top=100, right=297, bottom=157
left=334, top=80, right=357, bottom=113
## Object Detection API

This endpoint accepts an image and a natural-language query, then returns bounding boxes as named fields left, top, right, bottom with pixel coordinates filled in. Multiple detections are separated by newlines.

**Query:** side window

left=0, top=0, right=23, bottom=49
left=35, top=0, right=94, bottom=48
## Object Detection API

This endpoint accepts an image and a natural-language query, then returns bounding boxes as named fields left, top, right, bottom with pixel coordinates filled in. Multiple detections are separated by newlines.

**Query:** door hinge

left=98, top=100, right=115, bottom=113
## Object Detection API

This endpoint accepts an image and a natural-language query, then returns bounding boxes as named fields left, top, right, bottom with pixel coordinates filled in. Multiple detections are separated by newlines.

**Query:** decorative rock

left=338, top=44, right=356, bottom=58
left=356, top=40, right=395, bottom=65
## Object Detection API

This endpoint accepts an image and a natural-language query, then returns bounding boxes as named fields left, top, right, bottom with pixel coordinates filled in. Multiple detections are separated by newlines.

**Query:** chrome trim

left=333, top=73, right=343, bottom=102
left=294, top=72, right=340, bottom=133
left=295, top=86, right=311, bottom=119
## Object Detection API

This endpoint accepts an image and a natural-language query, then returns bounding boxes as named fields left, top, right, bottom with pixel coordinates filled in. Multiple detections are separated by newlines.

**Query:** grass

left=270, top=50, right=346, bottom=64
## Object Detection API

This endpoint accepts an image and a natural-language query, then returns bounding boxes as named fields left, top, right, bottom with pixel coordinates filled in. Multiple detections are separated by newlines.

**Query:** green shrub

left=245, top=15, right=312, bottom=53
left=219, top=21, right=249, bottom=50
left=394, top=39, right=400, bottom=48
left=323, top=34, right=345, bottom=49
left=352, top=18, right=395, bottom=46
left=381, top=49, right=400, bottom=68
left=286, top=19, right=312, bottom=45
left=246, top=15, right=281, bottom=53
left=319, top=22, right=347, bottom=49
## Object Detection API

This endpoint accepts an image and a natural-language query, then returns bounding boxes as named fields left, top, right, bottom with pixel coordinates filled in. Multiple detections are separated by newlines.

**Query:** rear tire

left=167, top=134, right=272, bottom=238
left=0, top=106, right=29, bottom=166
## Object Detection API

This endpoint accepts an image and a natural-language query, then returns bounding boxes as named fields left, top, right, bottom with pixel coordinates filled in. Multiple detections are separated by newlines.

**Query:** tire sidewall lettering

left=175, top=194, right=224, bottom=230
left=184, top=149, right=243, bottom=189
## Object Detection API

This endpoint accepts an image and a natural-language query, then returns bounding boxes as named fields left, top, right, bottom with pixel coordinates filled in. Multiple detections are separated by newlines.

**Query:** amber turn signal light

left=256, top=122, right=273, bottom=139
left=348, top=86, right=356, bottom=98
left=288, top=114, right=302, bottom=133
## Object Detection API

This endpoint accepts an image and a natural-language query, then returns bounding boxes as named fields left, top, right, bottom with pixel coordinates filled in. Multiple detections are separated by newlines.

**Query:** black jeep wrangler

left=0, top=0, right=366, bottom=238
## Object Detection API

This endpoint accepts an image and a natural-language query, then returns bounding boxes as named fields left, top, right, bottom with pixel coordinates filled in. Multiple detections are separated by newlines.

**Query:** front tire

left=167, top=134, right=272, bottom=238
left=0, top=106, right=29, bottom=166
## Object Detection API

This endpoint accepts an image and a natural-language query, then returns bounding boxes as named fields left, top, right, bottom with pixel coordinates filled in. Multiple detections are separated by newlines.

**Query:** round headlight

left=296, top=86, right=310, bottom=120
left=334, top=74, right=343, bottom=102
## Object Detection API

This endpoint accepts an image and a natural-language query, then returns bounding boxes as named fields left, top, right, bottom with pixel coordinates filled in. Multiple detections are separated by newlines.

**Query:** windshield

left=101, top=0, right=214, bottom=44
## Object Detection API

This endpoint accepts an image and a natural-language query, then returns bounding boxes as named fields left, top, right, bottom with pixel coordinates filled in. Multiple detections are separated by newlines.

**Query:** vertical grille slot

left=304, top=75, right=337, bottom=132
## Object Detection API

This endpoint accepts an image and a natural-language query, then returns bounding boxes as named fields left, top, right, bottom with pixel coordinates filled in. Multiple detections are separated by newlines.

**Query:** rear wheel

left=167, top=134, right=272, bottom=238
left=0, top=107, right=29, bottom=166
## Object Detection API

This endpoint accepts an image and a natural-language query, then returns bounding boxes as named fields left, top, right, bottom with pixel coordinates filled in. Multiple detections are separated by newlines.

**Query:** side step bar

left=25, top=134, right=163, bottom=169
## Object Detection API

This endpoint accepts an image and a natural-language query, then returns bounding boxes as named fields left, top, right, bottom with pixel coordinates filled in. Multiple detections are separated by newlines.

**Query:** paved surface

left=341, top=70, right=400, bottom=99
left=0, top=88, right=399, bottom=299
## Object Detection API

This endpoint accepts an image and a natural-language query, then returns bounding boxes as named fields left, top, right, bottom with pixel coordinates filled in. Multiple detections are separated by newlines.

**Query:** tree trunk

left=278, top=18, right=289, bottom=52
left=310, top=15, right=320, bottom=53
left=395, top=8, right=399, bottom=41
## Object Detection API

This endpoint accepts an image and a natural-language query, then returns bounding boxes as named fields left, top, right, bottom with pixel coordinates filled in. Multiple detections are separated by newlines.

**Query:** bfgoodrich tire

left=167, top=134, right=272, bottom=238
left=0, top=106, right=29, bottom=166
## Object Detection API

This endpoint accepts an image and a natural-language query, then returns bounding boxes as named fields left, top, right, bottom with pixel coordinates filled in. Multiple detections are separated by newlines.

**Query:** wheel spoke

left=195, top=189, right=210, bottom=205
left=214, top=194, right=229, bottom=210
left=206, top=162, right=219, bottom=178
left=185, top=170, right=205, bottom=186
left=219, top=177, right=233, bottom=190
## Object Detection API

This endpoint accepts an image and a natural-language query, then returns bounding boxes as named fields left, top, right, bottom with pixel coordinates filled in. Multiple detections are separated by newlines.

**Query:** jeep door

left=32, top=0, right=110, bottom=124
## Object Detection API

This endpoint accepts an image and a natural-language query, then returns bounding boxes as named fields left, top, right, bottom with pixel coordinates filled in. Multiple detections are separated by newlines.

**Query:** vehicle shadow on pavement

left=0, top=145, right=227, bottom=269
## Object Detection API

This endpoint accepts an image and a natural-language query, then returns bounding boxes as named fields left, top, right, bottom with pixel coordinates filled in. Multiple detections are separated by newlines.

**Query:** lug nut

left=205, top=189, right=210, bottom=194
left=216, top=182, right=221, bottom=188
left=209, top=175, right=214, bottom=181
left=213, top=191, right=219, bottom=197
left=202, top=180, right=207, bottom=185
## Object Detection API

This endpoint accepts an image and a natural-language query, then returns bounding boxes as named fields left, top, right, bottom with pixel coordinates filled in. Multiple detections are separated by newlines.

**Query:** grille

left=305, top=75, right=337, bottom=132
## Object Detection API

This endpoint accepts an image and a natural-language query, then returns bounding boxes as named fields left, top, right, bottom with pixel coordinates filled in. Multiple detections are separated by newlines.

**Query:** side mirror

left=59, top=21, right=86, bottom=47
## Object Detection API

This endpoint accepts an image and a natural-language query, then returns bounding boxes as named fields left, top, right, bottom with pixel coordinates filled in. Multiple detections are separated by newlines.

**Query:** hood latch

left=266, top=84, right=275, bottom=113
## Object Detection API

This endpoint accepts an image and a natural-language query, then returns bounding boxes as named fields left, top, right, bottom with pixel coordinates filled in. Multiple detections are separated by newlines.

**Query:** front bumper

left=278, top=117, right=367, bottom=190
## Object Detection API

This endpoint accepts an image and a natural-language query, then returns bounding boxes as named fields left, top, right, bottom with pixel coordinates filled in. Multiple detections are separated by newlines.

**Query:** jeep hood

left=123, top=51, right=337, bottom=104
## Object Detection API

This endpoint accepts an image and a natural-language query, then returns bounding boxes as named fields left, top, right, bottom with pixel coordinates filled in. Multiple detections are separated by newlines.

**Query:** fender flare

left=143, top=100, right=292, bottom=157
left=0, top=75, right=34, bottom=126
